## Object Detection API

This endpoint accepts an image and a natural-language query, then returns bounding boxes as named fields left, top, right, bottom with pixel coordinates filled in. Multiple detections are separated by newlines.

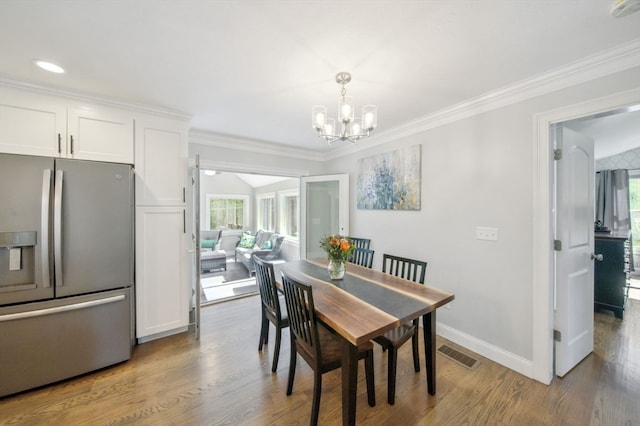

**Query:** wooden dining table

left=274, top=258, right=455, bottom=425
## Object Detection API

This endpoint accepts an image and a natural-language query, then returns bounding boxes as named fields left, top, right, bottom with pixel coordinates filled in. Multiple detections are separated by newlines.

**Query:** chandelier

left=312, top=72, right=377, bottom=144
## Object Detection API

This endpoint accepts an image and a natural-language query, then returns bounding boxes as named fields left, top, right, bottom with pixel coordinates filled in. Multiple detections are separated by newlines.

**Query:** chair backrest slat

left=382, top=253, right=427, bottom=284
left=349, top=237, right=371, bottom=250
left=254, top=255, right=282, bottom=317
left=348, top=248, right=375, bottom=268
left=282, top=272, right=321, bottom=360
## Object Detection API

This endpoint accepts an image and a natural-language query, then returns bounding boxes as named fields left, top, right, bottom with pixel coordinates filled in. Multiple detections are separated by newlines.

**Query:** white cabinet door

left=0, top=87, right=134, bottom=163
left=135, top=206, right=188, bottom=340
left=0, top=88, right=66, bottom=157
left=135, top=118, right=188, bottom=206
left=68, top=107, right=134, bottom=163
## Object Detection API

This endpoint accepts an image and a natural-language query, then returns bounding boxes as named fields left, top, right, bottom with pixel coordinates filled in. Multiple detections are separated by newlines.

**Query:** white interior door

left=554, top=124, right=595, bottom=377
left=300, top=174, right=349, bottom=259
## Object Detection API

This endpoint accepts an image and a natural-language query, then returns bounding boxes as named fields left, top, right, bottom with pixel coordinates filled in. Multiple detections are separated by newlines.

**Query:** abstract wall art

left=357, top=144, right=421, bottom=210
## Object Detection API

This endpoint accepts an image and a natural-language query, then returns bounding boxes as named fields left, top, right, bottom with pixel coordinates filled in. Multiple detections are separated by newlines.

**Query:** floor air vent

left=437, top=344, right=480, bottom=370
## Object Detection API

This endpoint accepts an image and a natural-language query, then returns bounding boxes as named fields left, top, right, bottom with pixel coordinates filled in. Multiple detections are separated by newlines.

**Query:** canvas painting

left=357, top=144, right=421, bottom=210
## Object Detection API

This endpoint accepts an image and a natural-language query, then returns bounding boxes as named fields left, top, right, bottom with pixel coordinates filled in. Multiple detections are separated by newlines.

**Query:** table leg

left=422, top=311, right=436, bottom=395
left=341, top=338, right=358, bottom=426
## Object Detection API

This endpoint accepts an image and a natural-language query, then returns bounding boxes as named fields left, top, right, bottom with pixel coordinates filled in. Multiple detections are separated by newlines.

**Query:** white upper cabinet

left=0, top=87, right=134, bottom=163
left=135, top=118, right=188, bottom=206
left=0, top=88, right=66, bottom=157
left=67, top=107, right=133, bottom=163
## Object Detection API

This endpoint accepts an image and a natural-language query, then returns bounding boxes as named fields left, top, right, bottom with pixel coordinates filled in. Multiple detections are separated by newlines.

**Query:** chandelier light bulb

left=325, top=119, right=335, bottom=136
left=351, top=119, right=362, bottom=136
left=362, top=105, right=377, bottom=131
left=311, top=72, right=377, bottom=145
left=341, top=104, right=352, bottom=120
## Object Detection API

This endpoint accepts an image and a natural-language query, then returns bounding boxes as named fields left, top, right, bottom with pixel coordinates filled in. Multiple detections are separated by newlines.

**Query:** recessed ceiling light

left=34, top=60, right=65, bottom=74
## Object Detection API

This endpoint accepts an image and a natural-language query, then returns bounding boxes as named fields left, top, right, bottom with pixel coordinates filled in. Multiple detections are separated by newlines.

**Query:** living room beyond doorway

left=198, top=169, right=299, bottom=305
left=200, top=257, right=255, bottom=305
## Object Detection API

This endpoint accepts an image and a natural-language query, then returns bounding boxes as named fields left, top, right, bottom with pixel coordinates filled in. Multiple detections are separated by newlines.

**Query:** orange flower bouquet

left=319, top=235, right=355, bottom=279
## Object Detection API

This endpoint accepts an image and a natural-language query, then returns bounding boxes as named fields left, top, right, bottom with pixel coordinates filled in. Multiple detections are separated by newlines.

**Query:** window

left=256, top=193, right=276, bottom=231
left=205, top=194, right=249, bottom=230
left=280, top=189, right=299, bottom=238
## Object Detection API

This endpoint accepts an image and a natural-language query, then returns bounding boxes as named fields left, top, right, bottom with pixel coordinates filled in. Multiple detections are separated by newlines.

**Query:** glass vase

left=328, top=259, right=345, bottom=280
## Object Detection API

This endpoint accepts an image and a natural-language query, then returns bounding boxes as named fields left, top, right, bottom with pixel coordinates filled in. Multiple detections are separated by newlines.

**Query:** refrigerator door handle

left=0, top=294, right=125, bottom=322
left=41, top=169, right=52, bottom=288
left=54, top=169, right=64, bottom=287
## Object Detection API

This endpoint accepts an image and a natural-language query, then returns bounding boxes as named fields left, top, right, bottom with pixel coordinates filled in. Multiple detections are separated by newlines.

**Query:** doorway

left=198, top=169, right=299, bottom=305
left=532, top=89, right=640, bottom=384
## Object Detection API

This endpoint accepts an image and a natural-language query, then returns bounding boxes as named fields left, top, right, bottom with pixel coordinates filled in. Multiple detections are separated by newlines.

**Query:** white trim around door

left=532, top=88, right=640, bottom=384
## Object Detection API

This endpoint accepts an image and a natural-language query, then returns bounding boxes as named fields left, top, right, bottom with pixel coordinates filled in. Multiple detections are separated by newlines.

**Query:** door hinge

left=553, top=329, right=561, bottom=342
left=554, top=149, right=562, bottom=160
left=554, top=240, right=562, bottom=251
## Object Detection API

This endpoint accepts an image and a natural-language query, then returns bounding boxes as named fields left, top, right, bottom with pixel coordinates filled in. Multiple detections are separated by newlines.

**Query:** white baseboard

left=436, top=322, right=534, bottom=379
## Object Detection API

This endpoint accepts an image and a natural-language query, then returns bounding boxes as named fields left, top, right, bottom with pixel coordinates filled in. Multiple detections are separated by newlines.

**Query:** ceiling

left=232, top=173, right=293, bottom=188
left=0, top=1, right=639, bottom=155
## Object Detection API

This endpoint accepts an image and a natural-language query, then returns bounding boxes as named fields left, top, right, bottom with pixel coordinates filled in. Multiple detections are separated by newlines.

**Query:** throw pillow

left=239, top=234, right=256, bottom=248
left=261, top=240, right=273, bottom=249
left=201, top=239, right=216, bottom=249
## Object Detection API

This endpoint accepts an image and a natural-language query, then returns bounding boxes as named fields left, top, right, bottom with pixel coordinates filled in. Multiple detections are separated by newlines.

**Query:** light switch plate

left=476, top=226, right=498, bottom=241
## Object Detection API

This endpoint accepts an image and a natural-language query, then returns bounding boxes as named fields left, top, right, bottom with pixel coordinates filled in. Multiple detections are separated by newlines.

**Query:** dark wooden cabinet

left=594, top=232, right=630, bottom=319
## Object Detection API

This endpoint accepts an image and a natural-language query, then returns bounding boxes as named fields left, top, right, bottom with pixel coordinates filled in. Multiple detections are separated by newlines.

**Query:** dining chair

left=254, top=255, right=289, bottom=372
left=376, top=253, right=428, bottom=404
left=349, top=237, right=371, bottom=250
left=281, top=271, right=376, bottom=426
left=348, top=247, right=375, bottom=268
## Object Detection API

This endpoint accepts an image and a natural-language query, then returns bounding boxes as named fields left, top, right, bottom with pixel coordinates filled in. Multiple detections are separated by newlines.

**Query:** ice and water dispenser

left=0, top=231, right=38, bottom=294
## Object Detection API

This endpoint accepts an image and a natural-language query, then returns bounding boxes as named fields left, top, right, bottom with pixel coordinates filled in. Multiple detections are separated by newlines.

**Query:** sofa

left=235, top=230, right=284, bottom=275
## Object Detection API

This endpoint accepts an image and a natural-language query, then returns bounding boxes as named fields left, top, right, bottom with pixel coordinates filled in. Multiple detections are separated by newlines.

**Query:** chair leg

left=387, top=347, right=398, bottom=405
left=310, top=371, right=322, bottom=426
left=412, top=324, right=420, bottom=372
left=365, top=350, right=376, bottom=407
left=272, top=323, right=282, bottom=372
left=258, top=314, right=268, bottom=351
left=286, top=337, right=297, bottom=396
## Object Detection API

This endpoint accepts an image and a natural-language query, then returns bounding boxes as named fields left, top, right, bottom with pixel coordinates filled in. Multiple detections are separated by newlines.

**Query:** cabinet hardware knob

left=591, top=253, right=603, bottom=261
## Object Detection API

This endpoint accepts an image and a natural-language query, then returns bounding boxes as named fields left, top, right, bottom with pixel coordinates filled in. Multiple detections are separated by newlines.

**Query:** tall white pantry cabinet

left=134, top=118, right=189, bottom=341
left=0, top=84, right=190, bottom=343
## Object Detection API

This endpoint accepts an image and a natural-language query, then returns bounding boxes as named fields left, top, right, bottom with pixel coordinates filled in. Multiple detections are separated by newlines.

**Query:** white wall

left=323, top=66, right=640, bottom=375
left=189, top=66, right=639, bottom=379
left=189, top=133, right=325, bottom=177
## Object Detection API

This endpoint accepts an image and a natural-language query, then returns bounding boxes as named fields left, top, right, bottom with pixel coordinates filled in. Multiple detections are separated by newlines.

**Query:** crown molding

left=323, top=39, right=640, bottom=160
left=0, top=76, right=191, bottom=121
left=3, top=39, right=637, bottom=161
left=189, top=129, right=327, bottom=162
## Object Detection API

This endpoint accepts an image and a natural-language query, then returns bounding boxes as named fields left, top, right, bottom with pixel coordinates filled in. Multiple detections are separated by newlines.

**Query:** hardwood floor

left=1, top=297, right=638, bottom=425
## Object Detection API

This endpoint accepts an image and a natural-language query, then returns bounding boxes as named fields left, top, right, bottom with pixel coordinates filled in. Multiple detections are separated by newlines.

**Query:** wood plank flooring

left=1, top=297, right=638, bottom=425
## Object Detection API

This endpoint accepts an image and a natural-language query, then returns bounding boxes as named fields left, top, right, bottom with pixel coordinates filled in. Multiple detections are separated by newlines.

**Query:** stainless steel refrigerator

left=0, top=153, right=134, bottom=397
